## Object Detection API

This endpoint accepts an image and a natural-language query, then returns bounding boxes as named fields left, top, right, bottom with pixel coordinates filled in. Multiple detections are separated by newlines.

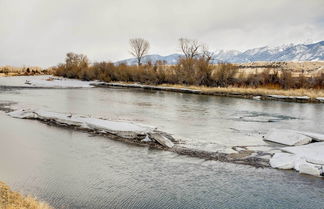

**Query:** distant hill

left=116, top=41, right=324, bottom=65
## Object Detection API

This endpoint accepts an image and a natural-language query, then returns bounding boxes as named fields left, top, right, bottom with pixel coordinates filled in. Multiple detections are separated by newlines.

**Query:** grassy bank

left=0, top=181, right=52, bottom=209
left=100, top=81, right=324, bottom=101
left=159, top=84, right=324, bottom=98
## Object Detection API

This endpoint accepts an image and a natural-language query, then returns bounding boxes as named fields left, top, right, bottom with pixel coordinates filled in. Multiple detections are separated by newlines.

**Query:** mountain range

left=117, top=40, right=324, bottom=65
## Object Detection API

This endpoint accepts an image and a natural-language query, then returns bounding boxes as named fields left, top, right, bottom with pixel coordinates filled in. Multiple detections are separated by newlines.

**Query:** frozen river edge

left=1, top=76, right=323, bottom=178
left=2, top=105, right=323, bottom=177
left=3, top=107, right=270, bottom=168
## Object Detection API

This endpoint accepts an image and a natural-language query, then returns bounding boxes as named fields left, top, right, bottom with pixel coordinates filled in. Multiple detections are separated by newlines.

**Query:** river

left=0, top=76, right=323, bottom=208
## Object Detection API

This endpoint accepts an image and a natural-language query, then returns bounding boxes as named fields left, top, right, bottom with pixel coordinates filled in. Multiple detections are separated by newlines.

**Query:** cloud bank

left=0, top=0, right=323, bottom=67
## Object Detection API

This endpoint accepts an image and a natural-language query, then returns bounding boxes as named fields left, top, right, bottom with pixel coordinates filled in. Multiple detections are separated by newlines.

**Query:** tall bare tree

left=129, top=38, right=150, bottom=66
left=201, top=44, right=214, bottom=64
left=179, top=38, right=200, bottom=59
left=65, top=52, right=89, bottom=68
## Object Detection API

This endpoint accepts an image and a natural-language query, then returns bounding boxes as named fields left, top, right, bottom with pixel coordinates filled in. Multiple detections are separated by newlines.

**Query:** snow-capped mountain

left=116, top=41, right=324, bottom=65
left=116, top=54, right=181, bottom=65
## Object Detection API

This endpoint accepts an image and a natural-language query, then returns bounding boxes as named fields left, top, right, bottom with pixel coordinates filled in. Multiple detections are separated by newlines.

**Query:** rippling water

left=1, top=76, right=324, bottom=208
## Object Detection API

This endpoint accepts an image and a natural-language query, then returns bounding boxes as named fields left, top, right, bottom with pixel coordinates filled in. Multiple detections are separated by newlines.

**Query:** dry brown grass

left=0, top=181, right=52, bottom=209
left=157, top=84, right=324, bottom=98
left=0, top=66, right=47, bottom=77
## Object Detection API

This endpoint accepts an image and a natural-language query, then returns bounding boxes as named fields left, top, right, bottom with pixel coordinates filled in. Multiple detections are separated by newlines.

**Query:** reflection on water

left=0, top=112, right=324, bottom=209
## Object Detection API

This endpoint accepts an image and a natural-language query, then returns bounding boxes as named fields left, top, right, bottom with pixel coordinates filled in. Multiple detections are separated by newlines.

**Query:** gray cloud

left=0, top=0, right=323, bottom=67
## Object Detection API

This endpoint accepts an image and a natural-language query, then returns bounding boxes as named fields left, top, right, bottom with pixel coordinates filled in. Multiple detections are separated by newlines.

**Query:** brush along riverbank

left=94, top=82, right=324, bottom=103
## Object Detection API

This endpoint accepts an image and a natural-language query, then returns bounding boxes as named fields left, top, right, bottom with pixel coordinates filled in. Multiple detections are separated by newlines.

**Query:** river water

left=0, top=76, right=323, bottom=208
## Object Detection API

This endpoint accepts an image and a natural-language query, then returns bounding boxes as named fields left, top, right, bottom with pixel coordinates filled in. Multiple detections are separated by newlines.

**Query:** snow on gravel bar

left=7, top=109, right=176, bottom=148
left=0, top=75, right=100, bottom=88
left=29, top=76, right=102, bottom=88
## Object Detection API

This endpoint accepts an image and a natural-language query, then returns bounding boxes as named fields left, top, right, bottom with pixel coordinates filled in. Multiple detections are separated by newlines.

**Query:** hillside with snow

left=117, top=41, right=324, bottom=65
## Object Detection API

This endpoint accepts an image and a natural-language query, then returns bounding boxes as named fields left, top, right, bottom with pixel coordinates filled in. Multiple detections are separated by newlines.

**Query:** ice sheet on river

left=270, top=142, right=324, bottom=177
left=264, top=129, right=312, bottom=146
left=8, top=109, right=175, bottom=148
left=0, top=75, right=100, bottom=88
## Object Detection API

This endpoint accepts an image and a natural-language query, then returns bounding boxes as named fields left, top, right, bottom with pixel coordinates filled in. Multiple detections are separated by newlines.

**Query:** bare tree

left=65, top=52, right=89, bottom=68
left=129, top=38, right=150, bottom=66
left=201, top=44, right=214, bottom=64
left=179, top=38, right=200, bottom=59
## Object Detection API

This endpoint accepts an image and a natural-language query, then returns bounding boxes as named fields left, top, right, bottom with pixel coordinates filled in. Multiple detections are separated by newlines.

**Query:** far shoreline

left=1, top=74, right=324, bottom=103
left=94, top=82, right=324, bottom=103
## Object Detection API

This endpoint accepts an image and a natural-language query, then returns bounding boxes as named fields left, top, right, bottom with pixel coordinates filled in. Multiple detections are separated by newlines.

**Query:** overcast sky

left=1, top=0, right=323, bottom=67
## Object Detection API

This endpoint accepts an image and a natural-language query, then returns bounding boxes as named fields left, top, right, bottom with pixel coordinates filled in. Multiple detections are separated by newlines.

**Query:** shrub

left=53, top=52, right=324, bottom=90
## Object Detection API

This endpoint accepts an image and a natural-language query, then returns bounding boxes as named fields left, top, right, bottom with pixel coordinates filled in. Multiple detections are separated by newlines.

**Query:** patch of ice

left=268, top=95, right=309, bottom=100
left=7, top=109, right=178, bottom=148
left=270, top=153, right=297, bottom=169
left=0, top=75, right=100, bottom=88
left=282, top=142, right=324, bottom=165
left=148, top=133, right=174, bottom=148
left=84, top=117, right=152, bottom=139
left=264, top=129, right=312, bottom=146
left=253, top=96, right=261, bottom=100
left=141, top=135, right=152, bottom=142
left=7, top=109, right=37, bottom=119
left=29, top=76, right=99, bottom=88
left=298, top=131, right=324, bottom=142
left=299, top=161, right=324, bottom=177
left=316, top=97, right=324, bottom=102
left=269, top=95, right=289, bottom=99
left=35, top=110, right=84, bottom=126
left=270, top=142, right=324, bottom=177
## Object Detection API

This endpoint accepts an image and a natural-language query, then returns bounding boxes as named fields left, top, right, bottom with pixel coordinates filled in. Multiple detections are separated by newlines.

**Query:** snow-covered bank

left=0, top=75, right=101, bottom=88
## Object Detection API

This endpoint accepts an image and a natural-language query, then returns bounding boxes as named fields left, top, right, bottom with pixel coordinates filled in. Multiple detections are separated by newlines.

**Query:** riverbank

left=2, top=75, right=324, bottom=103
left=95, top=82, right=324, bottom=103
left=0, top=181, right=52, bottom=209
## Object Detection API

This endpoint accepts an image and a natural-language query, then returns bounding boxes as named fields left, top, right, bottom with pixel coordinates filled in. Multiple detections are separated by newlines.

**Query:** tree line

left=52, top=38, right=324, bottom=89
